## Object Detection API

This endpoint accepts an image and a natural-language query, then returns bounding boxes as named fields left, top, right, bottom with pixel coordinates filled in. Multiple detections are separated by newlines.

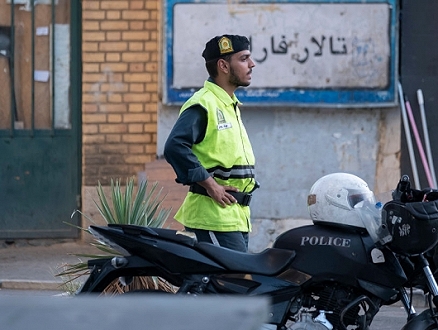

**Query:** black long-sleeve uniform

left=164, top=105, right=211, bottom=185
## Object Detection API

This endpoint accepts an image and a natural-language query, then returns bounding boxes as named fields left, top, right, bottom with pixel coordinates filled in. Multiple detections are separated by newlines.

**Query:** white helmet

left=307, top=173, right=376, bottom=229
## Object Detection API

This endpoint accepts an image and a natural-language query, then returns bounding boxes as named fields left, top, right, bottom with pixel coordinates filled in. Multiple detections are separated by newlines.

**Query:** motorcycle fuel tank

left=273, top=224, right=407, bottom=289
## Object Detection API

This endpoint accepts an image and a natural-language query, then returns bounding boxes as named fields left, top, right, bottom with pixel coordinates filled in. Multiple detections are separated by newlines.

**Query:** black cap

left=202, top=34, right=250, bottom=62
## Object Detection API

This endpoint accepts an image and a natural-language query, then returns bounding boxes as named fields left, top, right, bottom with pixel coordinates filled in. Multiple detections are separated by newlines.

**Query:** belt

left=189, top=183, right=252, bottom=207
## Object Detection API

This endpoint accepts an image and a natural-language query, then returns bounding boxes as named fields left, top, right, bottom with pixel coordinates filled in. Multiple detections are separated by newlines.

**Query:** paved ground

left=0, top=240, right=97, bottom=291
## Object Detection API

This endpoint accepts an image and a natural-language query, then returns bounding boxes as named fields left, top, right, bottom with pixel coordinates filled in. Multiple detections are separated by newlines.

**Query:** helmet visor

left=348, top=191, right=376, bottom=209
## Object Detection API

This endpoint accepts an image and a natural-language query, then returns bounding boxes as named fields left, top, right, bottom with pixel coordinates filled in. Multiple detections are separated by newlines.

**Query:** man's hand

left=198, top=177, right=238, bottom=207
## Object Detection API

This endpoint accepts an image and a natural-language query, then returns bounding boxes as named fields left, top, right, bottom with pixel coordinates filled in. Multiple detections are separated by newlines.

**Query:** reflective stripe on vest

left=207, top=165, right=255, bottom=180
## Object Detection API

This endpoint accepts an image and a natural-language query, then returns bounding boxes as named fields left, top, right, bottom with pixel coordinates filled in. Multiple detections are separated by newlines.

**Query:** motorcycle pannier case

left=383, top=199, right=438, bottom=256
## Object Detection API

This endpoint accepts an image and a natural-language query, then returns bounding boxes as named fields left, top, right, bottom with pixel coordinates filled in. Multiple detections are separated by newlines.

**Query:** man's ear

left=218, top=59, right=229, bottom=73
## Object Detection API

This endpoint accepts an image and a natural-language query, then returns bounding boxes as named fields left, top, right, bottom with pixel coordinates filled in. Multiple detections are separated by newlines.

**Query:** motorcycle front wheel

left=401, top=308, right=438, bottom=330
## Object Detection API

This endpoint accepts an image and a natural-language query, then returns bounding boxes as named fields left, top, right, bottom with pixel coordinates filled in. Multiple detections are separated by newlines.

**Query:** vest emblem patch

left=216, top=108, right=232, bottom=130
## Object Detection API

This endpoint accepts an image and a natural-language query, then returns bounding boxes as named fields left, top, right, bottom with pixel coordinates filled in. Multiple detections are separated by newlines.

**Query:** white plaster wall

left=243, top=107, right=381, bottom=219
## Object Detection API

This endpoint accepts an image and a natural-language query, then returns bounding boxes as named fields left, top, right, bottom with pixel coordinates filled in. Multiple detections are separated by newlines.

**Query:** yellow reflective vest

left=174, top=80, right=256, bottom=232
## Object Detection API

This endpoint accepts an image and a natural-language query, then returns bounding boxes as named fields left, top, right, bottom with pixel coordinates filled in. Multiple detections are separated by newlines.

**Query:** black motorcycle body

left=79, top=222, right=408, bottom=330
left=78, top=175, right=438, bottom=329
left=273, top=225, right=407, bottom=293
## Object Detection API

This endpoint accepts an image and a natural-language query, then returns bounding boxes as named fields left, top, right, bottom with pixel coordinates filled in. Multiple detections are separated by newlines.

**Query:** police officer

left=164, top=34, right=258, bottom=252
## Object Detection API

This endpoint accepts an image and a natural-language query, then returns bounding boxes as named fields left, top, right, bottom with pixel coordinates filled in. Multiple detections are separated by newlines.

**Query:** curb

left=0, top=280, right=64, bottom=291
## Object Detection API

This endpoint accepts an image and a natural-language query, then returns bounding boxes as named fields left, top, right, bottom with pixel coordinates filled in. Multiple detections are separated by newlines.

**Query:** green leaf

left=96, top=181, right=116, bottom=224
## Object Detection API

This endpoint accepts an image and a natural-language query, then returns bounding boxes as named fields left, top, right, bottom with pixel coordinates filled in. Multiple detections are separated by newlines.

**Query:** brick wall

left=81, top=0, right=160, bottom=186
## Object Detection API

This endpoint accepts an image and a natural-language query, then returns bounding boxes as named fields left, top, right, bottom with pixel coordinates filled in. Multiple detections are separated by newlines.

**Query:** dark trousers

left=184, top=227, right=249, bottom=252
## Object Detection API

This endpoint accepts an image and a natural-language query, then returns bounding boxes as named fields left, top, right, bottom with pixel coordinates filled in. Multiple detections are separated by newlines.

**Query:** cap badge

left=218, top=36, right=234, bottom=55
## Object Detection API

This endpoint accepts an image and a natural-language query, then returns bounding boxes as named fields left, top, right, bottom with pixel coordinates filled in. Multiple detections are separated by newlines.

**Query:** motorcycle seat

left=195, top=242, right=296, bottom=276
left=107, top=224, right=198, bottom=247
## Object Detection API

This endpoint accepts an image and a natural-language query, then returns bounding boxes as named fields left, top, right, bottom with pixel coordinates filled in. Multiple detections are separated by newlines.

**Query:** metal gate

left=0, top=0, right=81, bottom=239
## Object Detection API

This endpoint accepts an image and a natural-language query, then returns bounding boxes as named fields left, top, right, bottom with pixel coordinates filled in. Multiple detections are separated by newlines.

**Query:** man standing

left=164, top=34, right=258, bottom=252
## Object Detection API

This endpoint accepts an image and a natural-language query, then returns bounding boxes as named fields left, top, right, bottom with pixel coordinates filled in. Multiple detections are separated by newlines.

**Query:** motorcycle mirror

left=392, top=175, right=411, bottom=202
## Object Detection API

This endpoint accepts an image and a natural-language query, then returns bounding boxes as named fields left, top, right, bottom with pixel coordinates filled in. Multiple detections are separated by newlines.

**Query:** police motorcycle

left=77, top=173, right=438, bottom=330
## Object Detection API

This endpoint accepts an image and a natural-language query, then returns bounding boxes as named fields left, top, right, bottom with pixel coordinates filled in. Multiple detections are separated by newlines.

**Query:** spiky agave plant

left=58, top=176, right=176, bottom=294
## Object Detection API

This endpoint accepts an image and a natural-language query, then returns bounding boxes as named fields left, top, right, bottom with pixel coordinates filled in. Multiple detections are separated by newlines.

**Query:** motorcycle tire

left=401, top=308, right=438, bottom=330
